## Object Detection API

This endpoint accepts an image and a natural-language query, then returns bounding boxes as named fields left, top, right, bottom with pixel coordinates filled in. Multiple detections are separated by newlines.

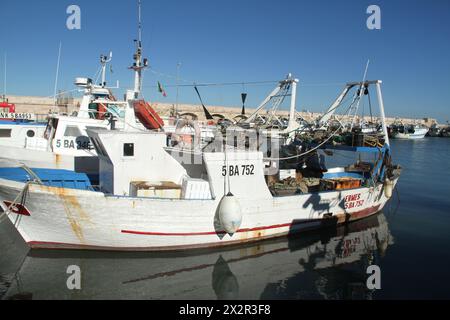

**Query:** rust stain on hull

left=55, top=154, right=62, bottom=168
left=52, top=187, right=92, bottom=244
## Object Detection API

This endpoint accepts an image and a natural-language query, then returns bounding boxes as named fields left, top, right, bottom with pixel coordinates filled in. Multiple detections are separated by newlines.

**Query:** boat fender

left=384, top=178, right=394, bottom=198
left=218, top=192, right=242, bottom=234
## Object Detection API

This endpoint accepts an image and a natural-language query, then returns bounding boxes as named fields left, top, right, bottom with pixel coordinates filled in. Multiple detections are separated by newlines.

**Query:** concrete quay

left=3, top=95, right=439, bottom=127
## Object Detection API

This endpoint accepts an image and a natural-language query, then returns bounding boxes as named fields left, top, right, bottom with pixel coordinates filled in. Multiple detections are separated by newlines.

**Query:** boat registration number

left=0, top=112, right=33, bottom=120
left=55, top=139, right=92, bottom=150
left=222, top=165, right=255, bottom=177
left=344, top=193, right=364, bottom=209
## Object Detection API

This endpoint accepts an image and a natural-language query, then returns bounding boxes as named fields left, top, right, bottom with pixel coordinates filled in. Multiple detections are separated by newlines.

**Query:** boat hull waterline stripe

left=120, top=205, right=381, bottom=237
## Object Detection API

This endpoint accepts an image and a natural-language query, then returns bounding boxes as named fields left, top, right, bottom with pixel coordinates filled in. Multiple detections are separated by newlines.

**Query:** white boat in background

left=0, top=96, right=49, bottom=151
left=0, top=76, right=133, bottom=176
left=0, top=120, right=47, bottom=150
left=0, top=79, right=402, bottom=251
left=390, top=123, right=428, bottom=139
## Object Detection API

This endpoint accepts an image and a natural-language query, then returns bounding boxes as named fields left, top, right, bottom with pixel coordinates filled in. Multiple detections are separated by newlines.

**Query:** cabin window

left=26, top=130, right=35, bottom=138
left=123, top=143, right=134, bottom=157
left=64, top=125, right=82, bottom=137
left=0, top=129, right=12, bottom=138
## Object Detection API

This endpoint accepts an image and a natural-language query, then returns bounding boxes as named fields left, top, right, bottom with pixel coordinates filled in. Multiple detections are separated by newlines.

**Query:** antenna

left=100, top=51, right=113, bottom=87
left=138, top=0, right=142, bottom=43
left=53, top=42, right=62, bottom=105
left=2, top=53, right=6, bottom=102
left=176, top=62, right=181, bottom=115
left=128, top=0, right=148, bottom=98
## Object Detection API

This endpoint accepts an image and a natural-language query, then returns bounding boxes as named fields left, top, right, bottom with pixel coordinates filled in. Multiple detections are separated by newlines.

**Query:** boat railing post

left=375, top=80, right=390, bottom=148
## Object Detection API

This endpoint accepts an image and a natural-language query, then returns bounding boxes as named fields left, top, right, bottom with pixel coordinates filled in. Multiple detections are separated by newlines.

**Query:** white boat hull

left=0, top=177, right=396, bottom=251
left=391, top=128, right=428, bottom=140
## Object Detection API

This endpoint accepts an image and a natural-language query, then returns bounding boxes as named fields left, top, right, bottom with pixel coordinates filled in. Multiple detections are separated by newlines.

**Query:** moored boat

left=440, top=122, right=450, bottom=137
left=427, top=123, right=441, bottom=137
left=390, top=123, right=428, bottom=139
left=0, top=80, right=402, bottom=251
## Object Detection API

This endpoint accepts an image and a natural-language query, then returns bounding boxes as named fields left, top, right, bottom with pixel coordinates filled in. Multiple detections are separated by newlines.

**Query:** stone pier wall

left=3, top=95, right=438, bottom=127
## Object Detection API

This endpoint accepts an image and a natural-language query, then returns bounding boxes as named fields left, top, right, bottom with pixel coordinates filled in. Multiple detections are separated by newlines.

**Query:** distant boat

left=440, top=123, right=450, bottom=137
left=390, top=124, right=428, bottom=140
left=427, top=123, right=441, bottom=137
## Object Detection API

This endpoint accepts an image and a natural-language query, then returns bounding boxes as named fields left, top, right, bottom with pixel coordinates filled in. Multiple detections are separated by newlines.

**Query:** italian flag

left=158, top=81, right=167, bottom=97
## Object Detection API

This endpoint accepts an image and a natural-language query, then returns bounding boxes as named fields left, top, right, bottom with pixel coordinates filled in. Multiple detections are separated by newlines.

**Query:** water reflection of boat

left=1, top=213, right=393, bottom=300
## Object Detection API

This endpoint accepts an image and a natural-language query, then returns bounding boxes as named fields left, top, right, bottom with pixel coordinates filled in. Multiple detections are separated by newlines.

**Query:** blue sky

left=0, top=0, right=449, bottom=122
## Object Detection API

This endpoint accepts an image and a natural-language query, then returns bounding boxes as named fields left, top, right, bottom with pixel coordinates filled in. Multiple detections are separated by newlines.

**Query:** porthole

left=26, top=130, right=35, bottom=138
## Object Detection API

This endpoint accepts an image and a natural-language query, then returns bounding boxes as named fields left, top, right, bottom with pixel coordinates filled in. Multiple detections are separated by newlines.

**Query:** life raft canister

left=133, top=100, right=164, bottom=130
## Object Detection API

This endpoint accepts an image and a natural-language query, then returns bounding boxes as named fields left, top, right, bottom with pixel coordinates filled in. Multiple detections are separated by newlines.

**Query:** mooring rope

left=0, top=181, right=32, bottom=224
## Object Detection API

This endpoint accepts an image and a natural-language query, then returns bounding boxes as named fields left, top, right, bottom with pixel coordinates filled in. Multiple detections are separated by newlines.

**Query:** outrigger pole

left=244, top=74, right=298, bottom=124
left=375, top=80, right=390, bottom=148
left=345, top=80, right=390, bottom=148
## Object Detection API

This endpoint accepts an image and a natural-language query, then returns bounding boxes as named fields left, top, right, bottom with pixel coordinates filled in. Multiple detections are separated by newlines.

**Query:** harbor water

left=1, top=138, right=450, bottom=300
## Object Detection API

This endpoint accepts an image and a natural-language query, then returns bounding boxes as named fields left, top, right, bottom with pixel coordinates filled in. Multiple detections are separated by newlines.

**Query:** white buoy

left=218, top=192, right=242, bottom=234
left=384, top=178, right=393, bottom=198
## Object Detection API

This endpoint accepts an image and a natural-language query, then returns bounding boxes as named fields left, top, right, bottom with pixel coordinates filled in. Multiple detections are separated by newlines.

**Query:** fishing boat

left=0, top=75, right=131, bottom=177
left=390, top=123, right=428, bottom=139
left=440, top=122, right=450, bottom=137
left=0, top=79, right=401, bottom=251
left=427, top=123, right=441, bottom=137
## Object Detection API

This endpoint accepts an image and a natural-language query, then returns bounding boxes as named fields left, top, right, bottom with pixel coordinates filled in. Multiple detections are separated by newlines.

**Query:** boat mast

left=53, top=42, right=62, bottom=106
left=100, top=52, right=112, bottom=88
left=129, top=0, right=148, bottom=99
